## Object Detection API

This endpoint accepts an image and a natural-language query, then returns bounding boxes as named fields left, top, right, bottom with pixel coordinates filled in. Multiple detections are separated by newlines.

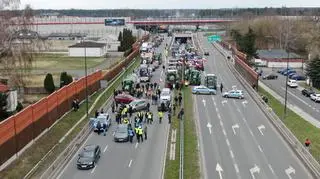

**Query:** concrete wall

left=68, top=47, right=106, bottom=57
left=267, top=61, right=305, bottom=68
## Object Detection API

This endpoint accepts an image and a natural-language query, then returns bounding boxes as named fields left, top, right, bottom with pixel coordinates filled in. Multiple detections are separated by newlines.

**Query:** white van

left=287, top=79, right=298, bottom=88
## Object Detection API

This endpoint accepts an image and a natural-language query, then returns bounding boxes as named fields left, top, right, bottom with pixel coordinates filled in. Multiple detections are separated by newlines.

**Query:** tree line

left=118, top=28, right=136, bottom=56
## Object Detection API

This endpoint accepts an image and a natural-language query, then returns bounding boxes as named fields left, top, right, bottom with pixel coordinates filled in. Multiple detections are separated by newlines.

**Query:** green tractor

left=122, top=74, right=139, bottom=94
left=185, top=69, right=201, bottom=85
left=165, top=69, right=180, bottom=89
left=204, top=74, right=217, bottom=90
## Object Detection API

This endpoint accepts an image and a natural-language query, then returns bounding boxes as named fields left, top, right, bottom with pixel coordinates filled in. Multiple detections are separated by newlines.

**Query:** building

left=68, top=41, right=107, bottom=57
left=256, top=49, right=304, bottom=68
left=47, top=33, right=87, bottom=40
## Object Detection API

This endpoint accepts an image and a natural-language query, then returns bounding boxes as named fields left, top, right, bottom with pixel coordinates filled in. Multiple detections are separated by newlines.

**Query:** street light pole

left=283, top=49, right=289, bottom=120
left=84, top=42, right=89, bottom=118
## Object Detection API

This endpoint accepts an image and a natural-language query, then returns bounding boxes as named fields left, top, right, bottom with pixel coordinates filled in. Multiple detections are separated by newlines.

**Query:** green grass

left=183, top=88, right=200, bottom=179
left=259, top=87, right=320, bottom=162
left=164, top=91, right=181, bottom=179
left=32, top=54, right=105, bottom=70
left=0, top=58, right=140, bottom=179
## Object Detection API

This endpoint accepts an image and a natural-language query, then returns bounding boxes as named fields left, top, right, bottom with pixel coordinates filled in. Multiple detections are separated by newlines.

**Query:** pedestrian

left=72, top=99, right=77, bottom=111
left=138, top=126, right=144, bottom=143
left=111, top=101, right=115, bottom=113
left=128, top=128, right=134, bottom=143
left=146, top=102, right=150, bottom=112
left=174, top=96, right=178, bottom=105
left=135, top=126, right=140, bottom=142
left=150, top=83, right=153, bottom=90
left=146, top=83, right=149, bottom=90
left=154, top=82, right=157, bottom=89
left=116, top=113, right=121, bottom=124
left=305, top=138, right=311, bottom=148
left=129, top=106, right=133, bottom=117
left=100, top=108, right=104, bottom=114
left=154, top=95, right=158, bottom=105
left=220, top=83, right=223, bottom=93
left=75, top=99, right=80, bottom=110
left=95, top=110, right=99, bottom=118
left=158, top=111, right=163, bottom=124
left=157, top=88, right=161, bottom=98
left=162, top=65, right=165, bottom=70
left=178, top=108, right=184, bottom=120
left=178, top=95, right=182, bottom=106
left=173, top=104, right=176, bottom=115
left=168, top=112, right=172, bottom=124
left=144, top=125, right=148, bottom=140
left=102, top=123, right=107, bottom=136
left=151, top=94, right=155, bottom=105
left=96, top=121, right=102, bottom=135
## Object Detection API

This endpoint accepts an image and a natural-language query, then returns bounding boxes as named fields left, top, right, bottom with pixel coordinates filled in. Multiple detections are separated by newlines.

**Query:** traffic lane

left=194, top=95, right=238, bottom=179
left=203, top=38, right=312, bottom=178
left=212, top=95, right=274, bottom=179
left=129, top=112, right=169, bottom=179
left=208, top=43, right=312, bottom=178
left=59, top=41, right=168, bottom=178
left=232, top=96, right=313, bottom=179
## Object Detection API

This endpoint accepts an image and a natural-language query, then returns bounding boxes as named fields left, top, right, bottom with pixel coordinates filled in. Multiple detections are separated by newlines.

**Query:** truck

left=165, top=69, right=180, bottom=89
left=138, top=64, right=151, bottom=82
left=204, top=74, right=217, bottom=90
left=122, top=73, right=139, bottom=94
left=185, top=69, right=201, bottom=85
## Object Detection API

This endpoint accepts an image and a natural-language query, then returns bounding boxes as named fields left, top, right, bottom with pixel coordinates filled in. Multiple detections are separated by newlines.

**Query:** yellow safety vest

left=159, top=112, right=163, bottom=118
left=148, top=113, right=152, bottom=119
left=138, top=128, right=143, bottom=135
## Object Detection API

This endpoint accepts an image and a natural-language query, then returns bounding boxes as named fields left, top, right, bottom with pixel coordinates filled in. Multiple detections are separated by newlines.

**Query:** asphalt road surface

left=195, top=32, right=313, bottom=179
left=57, top=36, right=171, bottom=179
left=260, top=69, right=320, bottom=121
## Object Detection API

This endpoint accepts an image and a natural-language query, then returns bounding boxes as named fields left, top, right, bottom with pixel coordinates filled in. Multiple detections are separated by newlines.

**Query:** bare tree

left=0, top=1, right=45, bottom=90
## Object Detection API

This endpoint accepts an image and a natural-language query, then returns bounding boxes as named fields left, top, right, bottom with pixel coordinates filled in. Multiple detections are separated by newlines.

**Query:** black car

left=77, top=145, right=101, bottom=169
left=262, top=73, right=278, bottom=80
left=114, top=124, right=129, bottom=142
left=301, top=88, right=315, bottom=97
left=204, top=52, right=209, bottom=56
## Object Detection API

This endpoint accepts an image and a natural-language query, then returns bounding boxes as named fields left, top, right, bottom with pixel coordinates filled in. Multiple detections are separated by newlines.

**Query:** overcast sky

left=20, top=0, right=320, bottom=9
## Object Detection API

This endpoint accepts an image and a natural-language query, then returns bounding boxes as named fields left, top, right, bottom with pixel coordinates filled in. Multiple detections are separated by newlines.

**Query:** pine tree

left=306, top=56, right=320, bottom=88
left=44, top=73, right=55, bottom=93
left=0, top=92, right=8, bottom=121
left=118, top=31, right=122, bottom=42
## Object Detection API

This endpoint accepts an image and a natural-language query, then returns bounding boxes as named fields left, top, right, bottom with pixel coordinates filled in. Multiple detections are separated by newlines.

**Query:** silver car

left=128, top=99, right=148, bottom=112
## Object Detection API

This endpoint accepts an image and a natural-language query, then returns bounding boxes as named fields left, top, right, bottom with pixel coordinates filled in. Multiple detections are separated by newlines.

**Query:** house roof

left=257, top=49, right=301, bottom=59
left=0, top=83, right=9, bottom=93
left=48, top=32, right=87, bottom=38
left=68, top=41, right=106, bottom=48
left=13, top=29, right=39, bottom=39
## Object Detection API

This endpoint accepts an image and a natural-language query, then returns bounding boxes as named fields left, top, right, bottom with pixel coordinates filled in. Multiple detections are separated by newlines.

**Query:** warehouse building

left=256, top=49, right=304, bottom=68
left=68, top=41, right=107, bottom=57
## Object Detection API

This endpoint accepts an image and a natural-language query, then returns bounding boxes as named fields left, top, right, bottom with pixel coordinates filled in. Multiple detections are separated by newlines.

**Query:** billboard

left=104, top=19, right=125, bottom=26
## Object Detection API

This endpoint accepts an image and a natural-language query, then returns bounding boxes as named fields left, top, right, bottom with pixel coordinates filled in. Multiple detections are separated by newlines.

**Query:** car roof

left=162, top=88, right=171, bottom=92
left=83, top=144, right=98, bottom=151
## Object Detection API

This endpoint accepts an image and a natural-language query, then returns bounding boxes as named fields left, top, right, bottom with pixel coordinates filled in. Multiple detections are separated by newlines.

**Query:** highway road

left=260, top=69, right=320, bottom=121
left=195, top=32, right=313, bottom=179
left=57, top=36, right=171, bottom=179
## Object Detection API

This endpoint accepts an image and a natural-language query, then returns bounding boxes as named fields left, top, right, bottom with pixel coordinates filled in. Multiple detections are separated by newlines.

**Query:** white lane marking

left=103, top=145, right=108, bottom=153
left=234, top=163, right=240, bottom=173
left=230, top=150, right=234, bottom=158
left=258, top=145, right=263, bottom=153
left=91, top=165, right=97, bottom=174
left=268, top=164, right=275, bottom=174
left=215, top=107, right=218, bottom=112
left=113, top=131, right=115, bottom=136
left=128, top=159, right=133, bottom=167
left=242, top=117, right=246, bottom=122
left=249, top=130, right=254, bottom=136
left=214, top=101, right=217, bottom=106
left=135, top=142, right=139, bottom=149
left=222, top=129, right=227, bottom=136
left=219, top=120, right=223, bottom=127
left=236, top=108, right=241, bottom=112
left=226, top=139, right=230, bottom=146
left=217, top=113, right=221, bottom=119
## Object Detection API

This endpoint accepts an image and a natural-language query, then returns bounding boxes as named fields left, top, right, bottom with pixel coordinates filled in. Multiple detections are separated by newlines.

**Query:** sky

left=20, top=0, right=320, bottom=9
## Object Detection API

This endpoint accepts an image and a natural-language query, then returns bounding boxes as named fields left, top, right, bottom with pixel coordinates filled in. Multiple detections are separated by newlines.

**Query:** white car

left=310, top=93, right=320, bottom=102
left=287, top=79, right=298, bottom=88
left=160, top=88, right=172, bottom=101
left=222, top=90, right=244, bottom=99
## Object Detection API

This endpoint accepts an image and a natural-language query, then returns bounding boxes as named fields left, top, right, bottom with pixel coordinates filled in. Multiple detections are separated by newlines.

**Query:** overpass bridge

left=26, top=18, right=237, bottom=26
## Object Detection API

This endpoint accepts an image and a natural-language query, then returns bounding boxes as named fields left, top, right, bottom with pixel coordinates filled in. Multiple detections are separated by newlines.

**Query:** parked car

left=301, top=88, right=315, bottom=97
left=287, top=79, right=298, bottom=88
left=291, top=75, right=306, bottom=81
left=262, top=73, right=278, bottom=80
left=288, top=73, right=297, bottom=79
left=277, top=67, right=292, bottom=73
left=222, top=90, right=244, bottom=99
left=90, top=113, right=111, bottom=133
left=114, top=124, right=129, bottom=142
left=128, top=99, right=148, bottom=112
left=192, top=85, right=217, bottom=95
left=77, top=145, right=101, bottom=170
left=310, top=93, right=320, bottom=102
left=114, top=93, right=135, bottom=104
left=283, top=70, right=296, bottom=76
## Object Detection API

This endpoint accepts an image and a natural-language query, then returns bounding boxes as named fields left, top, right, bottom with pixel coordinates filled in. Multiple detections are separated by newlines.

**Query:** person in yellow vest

left=135, top=126, right=139, bottom=142
left=158, top=111, right=163, bottom=124
left=137, top=126, right=144, bottom=143
left=123, top=117, right=129, bottom=124
left=147, top=112, right=153, bottom=124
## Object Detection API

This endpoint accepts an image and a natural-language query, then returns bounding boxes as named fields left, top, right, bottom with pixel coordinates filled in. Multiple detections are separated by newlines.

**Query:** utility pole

left=84, top=40, right=89, bottom=118
left=283, top=14, right=290, bottom=121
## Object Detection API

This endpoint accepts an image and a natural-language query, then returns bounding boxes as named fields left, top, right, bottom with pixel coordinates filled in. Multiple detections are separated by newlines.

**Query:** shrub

left=44, top=73, right=55, bottom=93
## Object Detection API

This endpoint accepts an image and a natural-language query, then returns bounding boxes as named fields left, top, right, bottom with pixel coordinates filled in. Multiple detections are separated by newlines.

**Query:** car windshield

left=161, top=91, right=170, bottom=96
left=140, top=68, right=148, bottom=76
left=117, top=126, right=128, bottom=133
left=80, top=151, right=94, bottom=158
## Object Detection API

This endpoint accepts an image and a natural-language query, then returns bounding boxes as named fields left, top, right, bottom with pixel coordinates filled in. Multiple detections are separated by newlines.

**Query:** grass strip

left=183, top=88, right=200, bottom=179
left=0, top=58, right=140, bottom=179
left=259, top=87, right=320, bottom=162
left=164, top=91, right=181, bottom=179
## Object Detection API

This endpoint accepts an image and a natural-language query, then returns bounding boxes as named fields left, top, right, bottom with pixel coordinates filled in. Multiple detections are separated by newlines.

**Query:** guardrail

left=179, top=114, right=184, bottom=179
left=212, top=42, right=320, bottom=178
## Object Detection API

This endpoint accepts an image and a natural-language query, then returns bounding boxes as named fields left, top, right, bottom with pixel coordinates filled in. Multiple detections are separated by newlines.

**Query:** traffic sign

left=207, top=35, right=221, bottom=42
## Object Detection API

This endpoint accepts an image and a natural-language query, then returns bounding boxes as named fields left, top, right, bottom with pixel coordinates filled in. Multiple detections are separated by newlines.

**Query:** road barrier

left=213, top=42, right=320, bottom=178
